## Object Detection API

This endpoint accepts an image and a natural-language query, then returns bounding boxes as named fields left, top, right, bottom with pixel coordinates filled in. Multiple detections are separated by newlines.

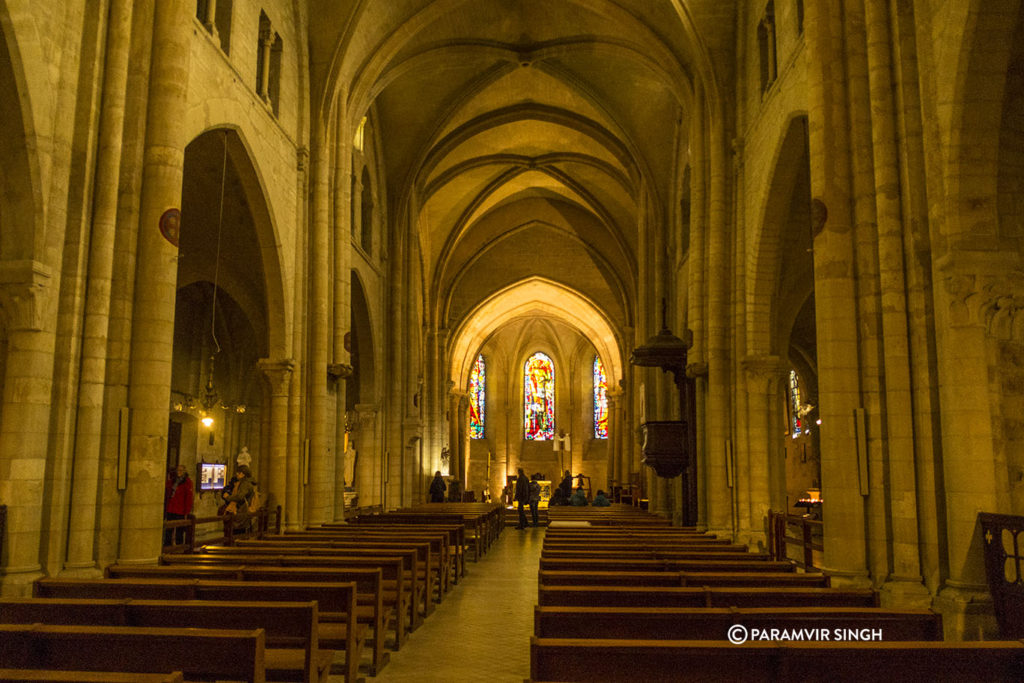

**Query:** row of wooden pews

left=530, top=506, right=1024, bottom=682
left=0, top=503, right=501, bottom=682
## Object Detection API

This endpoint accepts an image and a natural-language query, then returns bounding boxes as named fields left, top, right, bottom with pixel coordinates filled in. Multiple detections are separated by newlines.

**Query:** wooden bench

left=538, top=558, right=787, bottom=572
left=32, top=577, right=372, bottom=678
left=333, top=523, right=467, bottom=581
left=92, top=567, right=385, bottom=675
left=223, top=540, right=438, bottom=617
left=0, top=598, right=333, bottom=683
left=255, top=532, right=452, bottom=597
left=0, top=670, right=184, bottom=682
left=194, top=546, right=427, bottom=629
left=533, top=606, right=944, bottom=640
left=538, top=585, right=879, bottom=608
left=354, top=513, right=484, bottom=562
left=0, top=623, right=264, bottom=682
left=155, top=551, right=414, bottom=641
left=530, top=638, right=1024, bottom=682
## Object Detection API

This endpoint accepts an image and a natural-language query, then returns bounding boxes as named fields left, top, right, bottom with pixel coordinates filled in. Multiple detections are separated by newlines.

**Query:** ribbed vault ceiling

left=310, top=0, right=731, bottom=383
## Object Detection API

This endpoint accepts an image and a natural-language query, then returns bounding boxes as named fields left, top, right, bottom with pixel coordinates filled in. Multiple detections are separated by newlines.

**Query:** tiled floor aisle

left=360, top=525, right=544, bottom=683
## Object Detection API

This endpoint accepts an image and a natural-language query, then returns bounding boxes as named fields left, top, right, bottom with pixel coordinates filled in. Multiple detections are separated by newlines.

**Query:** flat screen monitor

left=198, top=462, right=227, bottom=491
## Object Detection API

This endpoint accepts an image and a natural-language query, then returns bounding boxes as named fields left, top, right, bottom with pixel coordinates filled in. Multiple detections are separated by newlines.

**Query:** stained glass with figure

left=593, top=356, right=608, bottom=439
left=524, top=352, right=555, bottom=440
left=469, top=354, right=485, bottom=438
left=789, top=369, right=802, bottom=436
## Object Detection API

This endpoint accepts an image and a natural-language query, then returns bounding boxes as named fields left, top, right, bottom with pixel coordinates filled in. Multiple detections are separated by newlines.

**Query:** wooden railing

left=162, top=505, right=281, bottom=553
left=979, top=512, right=1024, bottom=638
left=767, top=509, right=823, bottom=572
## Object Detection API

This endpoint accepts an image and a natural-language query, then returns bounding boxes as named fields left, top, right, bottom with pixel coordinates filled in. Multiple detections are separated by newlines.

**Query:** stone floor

left=345, top=523, right=545, bottom=683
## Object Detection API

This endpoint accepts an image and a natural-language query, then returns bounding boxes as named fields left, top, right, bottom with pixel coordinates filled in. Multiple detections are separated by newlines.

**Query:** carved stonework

left=742, top=355, right=787, bottom=394
left=258, top=358, right=295, bottom=396
left=0, top=260, right=54, bottom=332
left=686, top=361, right=709, bottom=379
left=940, top=257, right=1024, bottom=340
left=328, top=363, right=353, bottom=381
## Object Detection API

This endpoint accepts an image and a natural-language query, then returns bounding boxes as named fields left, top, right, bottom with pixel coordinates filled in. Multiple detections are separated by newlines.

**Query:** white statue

left=236, top=446, right=252, bottom=467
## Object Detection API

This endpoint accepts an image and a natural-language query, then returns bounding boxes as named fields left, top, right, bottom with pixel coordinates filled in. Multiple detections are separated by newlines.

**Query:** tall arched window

left=789, top=369, right=803, bottom=437
left=593, top=356, right=608, bottom=439
left=524, top=352, right=554, bottom=440
left=469, top=354, right=485, bottom=439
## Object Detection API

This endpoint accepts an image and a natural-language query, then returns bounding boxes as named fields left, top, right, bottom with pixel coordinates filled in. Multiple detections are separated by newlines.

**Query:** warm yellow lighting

left=201, top=415, right=214, bottom=428
left=353, top=116, right=367, bottom=152
left=816, top=419, right=822, bottom=425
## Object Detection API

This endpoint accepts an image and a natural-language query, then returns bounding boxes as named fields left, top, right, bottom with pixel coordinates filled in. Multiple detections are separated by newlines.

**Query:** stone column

left=332, top=108, right=353, bottom=522
left=931, top=261, right=1011, bottom=637
left=258, top=359, right=293, bottom=515
left=705, top=102, right=732, bottom=534
left=354, top=403, right=379, bottom=504
left=863, top=0, right=928, bottom=606
left=118, top=0, right=191, bottom=565
left=258, top=24, right=272, bottom=102
left=203, top=0, right=219, bottom=42
left=64, top=0, right=134, bottom=576
left=687, top=87, right=708, bottom=530
left=307, top=122, right=332, bottom=525
left=804, top=0, right=870, bottom=586
left=0, top=262, right=56, bottom=594
left=742, top=356, right=786, bottom=545
left=606, top=385, right=623, bottom=490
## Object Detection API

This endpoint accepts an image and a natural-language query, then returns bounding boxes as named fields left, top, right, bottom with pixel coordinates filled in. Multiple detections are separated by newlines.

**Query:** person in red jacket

left=164, top=463, right=194, bottom=546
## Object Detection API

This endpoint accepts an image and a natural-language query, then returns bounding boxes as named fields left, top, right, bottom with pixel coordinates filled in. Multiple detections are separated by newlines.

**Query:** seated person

left=549, top=488, right=567, bottom=506
left=570, top=486, right=588, bottom=506
left=592, top=489, right=611, bottom=507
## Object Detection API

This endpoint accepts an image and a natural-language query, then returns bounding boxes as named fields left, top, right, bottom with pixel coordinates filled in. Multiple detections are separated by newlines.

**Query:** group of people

left=163, top=460, right=259, bottom=546
left=513, top=468, right=543, bottom=529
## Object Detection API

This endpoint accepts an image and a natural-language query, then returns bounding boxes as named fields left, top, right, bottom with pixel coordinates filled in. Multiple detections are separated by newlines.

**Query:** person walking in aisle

left=514, top=468, right=530, bottom=529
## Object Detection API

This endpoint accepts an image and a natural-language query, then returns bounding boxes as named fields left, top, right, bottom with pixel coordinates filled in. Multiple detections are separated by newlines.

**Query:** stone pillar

left=606, top=385, right=623, bottom=490
left=804, top=0, right=870, bottom=586
left=354, top=403, right=379, bottom=505
left=307, top=123, right=332, bottom=525
left=258, top=24, right=272, bottom=102
left=0, top=262, right=56, bottom=594
left=705, top=103, right=732, bottom=534
left=286, top=148, right=308, bottom=531
left=258, top=359, right=293, bottom=515
left=203, top=0, right=219, bottom=42
left=332, top=109, right=353, bottom=522
left=64, top=0, right=134, bottom=576
left=741, top=356, right=786, bottom=545
left=931, top=260, right=1011, bottom=637
left=118, top=0, right=191, bottom=565
left=863, top=0, right=928, bottom=606
left=687, top=87, right=708, bottom=530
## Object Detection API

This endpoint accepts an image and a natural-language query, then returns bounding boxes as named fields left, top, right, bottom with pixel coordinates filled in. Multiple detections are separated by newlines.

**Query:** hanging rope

left=210, top=130, right=228, bottom=356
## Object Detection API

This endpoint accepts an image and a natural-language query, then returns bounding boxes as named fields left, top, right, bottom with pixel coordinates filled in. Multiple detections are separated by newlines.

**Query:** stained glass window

left=469, top=354, right=485, bottom=439
left=524, top=352, right=555, bottom=440
left=789, top=369, right=802, bottom=437
left=593, top=356, right=608, bottom=439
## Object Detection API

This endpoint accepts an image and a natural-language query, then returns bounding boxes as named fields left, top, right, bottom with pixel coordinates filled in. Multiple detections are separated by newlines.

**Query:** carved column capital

left=0, top=260, right=53, bottom=332
left=327, top=362, right=353, bottom=381
left=258, top=358, right=295, bottom=396
left=742, top=354, right=788, bottom=393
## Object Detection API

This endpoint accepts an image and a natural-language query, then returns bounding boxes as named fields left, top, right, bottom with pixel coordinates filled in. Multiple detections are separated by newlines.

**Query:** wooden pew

left=354, top=513, right=484, bottom=562
left=224, top=540, right=439, bottom=616
left=0, top=670, right=184, bottom=682
left=0, top=623, right=265, bottom=682
left=326, top=522, right=466, bottom=581
left=194, top=545, right=426, bottom=629
left=530, top=638, right=1024, bottom=682
left=257, top=532, right=452, bottom=597
left=154, top=551, right=415, bottom=639
left=32, top=578, right=374, bottom=678
left=538, top=558, right=787, bottom=573
left=538, top=585, right=879, bottom=608
left=0, top=598, right=333, bottom=683
left=533, top=606, right=944, bottom=641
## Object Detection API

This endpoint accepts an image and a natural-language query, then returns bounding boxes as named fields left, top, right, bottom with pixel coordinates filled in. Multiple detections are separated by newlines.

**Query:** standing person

left=429, top=471, right=446, bottom=502
left=164, top=463, right=194, bottom=546
left=514, top=468, right=530, bottom=529
left=558, top=470, right=573, bottom=502
left=528, top=474, right=542, bottom=527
